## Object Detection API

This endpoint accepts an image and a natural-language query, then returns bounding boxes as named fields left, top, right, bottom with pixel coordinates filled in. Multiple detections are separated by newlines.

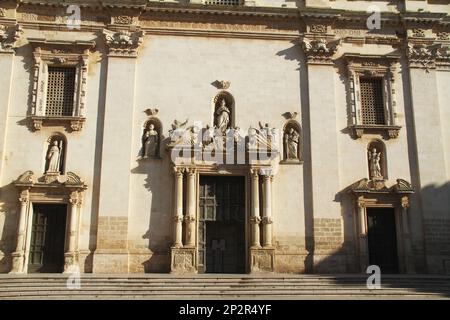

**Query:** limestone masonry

left=0, top=0, right=449, bottom=275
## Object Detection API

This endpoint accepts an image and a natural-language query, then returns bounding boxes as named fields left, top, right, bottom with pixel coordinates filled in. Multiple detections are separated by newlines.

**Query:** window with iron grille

left=45, top=67, right=76, bottom=117
left=205, top=0, right=242, bottom=5
left=360, top=77, right=385, bottom=125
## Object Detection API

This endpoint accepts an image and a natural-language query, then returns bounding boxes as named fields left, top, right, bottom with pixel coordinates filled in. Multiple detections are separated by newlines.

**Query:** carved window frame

left=344, top=53, right=401, bottom=139
left=28, top=39, right=94, bottom=132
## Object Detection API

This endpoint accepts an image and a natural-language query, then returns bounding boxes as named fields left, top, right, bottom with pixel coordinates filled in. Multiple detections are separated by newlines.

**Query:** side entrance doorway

left=28, top=204, right=67, bottom=273
left=367, top=207, right=399, bottom=274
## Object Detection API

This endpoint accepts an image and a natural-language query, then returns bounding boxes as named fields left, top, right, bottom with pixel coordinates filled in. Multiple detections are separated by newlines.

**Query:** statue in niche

left=46, top=140, right=62, bottom=173
left=368, top=147, right=382, bottom=179
left=215, top=99, right=230, bottom=134
left=284, top=127, right=300, bottom=160
left=142, top=123, right=159, bottom=158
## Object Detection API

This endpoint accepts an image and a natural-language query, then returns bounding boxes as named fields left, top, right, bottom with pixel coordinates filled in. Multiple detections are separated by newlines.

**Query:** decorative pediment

left=103, top=28, right=144, bottom=57
left=392, top=179, right=414, bottom=194
left=0, top=24, right=22, bottom=53
left=166, top=119, right=280, bottom=166
left=349, top=178, right=413, bottom=195
left=14, top=171, right=87, bottom=190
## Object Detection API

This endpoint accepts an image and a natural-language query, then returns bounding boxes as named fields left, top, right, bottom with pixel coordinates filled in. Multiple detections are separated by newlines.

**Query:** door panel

left=28, top=204, right=67, bottom=273
left=367, top=208, right=399, bottom=274
left=199, top=176, right=245, bottom=273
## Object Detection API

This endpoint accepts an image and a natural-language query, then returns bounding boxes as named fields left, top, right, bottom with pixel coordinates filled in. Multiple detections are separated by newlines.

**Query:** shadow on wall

left=84, top=39, right=108, bottom=273
left=131, top=136, right=173, bottom=273
left=0, top=184, right=20, bottom=273
left=308, top=182, right=450, bottom=296
left=420, top=182, right=450, bottom=274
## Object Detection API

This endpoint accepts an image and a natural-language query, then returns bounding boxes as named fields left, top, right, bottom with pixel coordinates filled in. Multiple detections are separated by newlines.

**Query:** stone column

left=64, top=192, right=81, bottom=273
left=357, top=197, right=369, bottom=272
left=172, top=167, right=184, bottom=248
left=401, top=196, right=414, bottom=273
left=261, top=169, right=274, bottom=248
left=171, top=168, right=197, bottom=273
left=185, top=168, right=196, bottom=247
left=250, top=168, right=275, bottom=272
left=10, top=190, right=29, bottom=274
left=250, top=168, right=261, bottom=248
left=94, top=29, right=144, bottom=273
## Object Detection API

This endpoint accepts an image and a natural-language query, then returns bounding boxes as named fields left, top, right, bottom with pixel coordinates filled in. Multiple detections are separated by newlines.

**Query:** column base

left=170, top=247, right=197, bottom=274
left=250, top=247, right=275, bottom=273
left=9, top=252, right=25, bottom=274
left=64, top=251, right=80, bottom=273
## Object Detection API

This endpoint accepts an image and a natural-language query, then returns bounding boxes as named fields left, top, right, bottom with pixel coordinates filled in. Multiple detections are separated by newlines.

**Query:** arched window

left=44, top=133, right=66, bottom=174
left=282, top=120, right=301, bottom=163
left=367, top=140, right=387, bottom=180
left=142, top=118, right=162, bottom=159
left=213, top=91, right=235, bottom=133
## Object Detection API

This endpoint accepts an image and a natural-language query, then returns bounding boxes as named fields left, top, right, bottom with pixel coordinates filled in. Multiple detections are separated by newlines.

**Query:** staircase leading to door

left=0, top=274, right=449, bottom=299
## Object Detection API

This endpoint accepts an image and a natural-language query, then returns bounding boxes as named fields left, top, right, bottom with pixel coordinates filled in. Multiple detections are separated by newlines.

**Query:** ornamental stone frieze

left=407, top=41, right=450, bottom=70
left=0, top=24, right=22, bottom=53
left=103, top=28, right=144, bottom=57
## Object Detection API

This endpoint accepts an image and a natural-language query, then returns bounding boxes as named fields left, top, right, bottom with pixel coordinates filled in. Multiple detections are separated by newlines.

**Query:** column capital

left=401, top=196, right=410, bottom=209
left=173, top=166, right=185, bottom=176
left=357, top=196, right=366, bottom=209
left=301, top=36, right=341, bottom=65
left=172, top=216, right=184, bottom=223
left=184, top=215, right=196, bottom=222
left=18, top=190, right=29, bottom=204
left=250, top=168, right=259, bottom=179
left=259, top=167, right=274, bottom=179
left=103, top=28, right=144, bottom=58
left=69, top=191, right=82, bottom=206
left=261, top=216, right=273, bottom=225
left=0, top=24, right=22, bottom=54
left=250, top=216, right=261, bottom=224
left=186, top=167, right=196, bottom=176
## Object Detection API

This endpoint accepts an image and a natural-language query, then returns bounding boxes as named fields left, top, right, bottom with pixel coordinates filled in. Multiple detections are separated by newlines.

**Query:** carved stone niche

left=281, top=119, right=302, bottom=164
left=343, top=53, right=401, bottom=140
left=27, top=38, right=95, bottom=132
left=141, top=116, right=162, bottom=159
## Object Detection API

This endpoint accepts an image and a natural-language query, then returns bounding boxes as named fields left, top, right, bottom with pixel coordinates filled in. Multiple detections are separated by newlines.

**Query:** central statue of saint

left=215, top=99, right=230, bottom=134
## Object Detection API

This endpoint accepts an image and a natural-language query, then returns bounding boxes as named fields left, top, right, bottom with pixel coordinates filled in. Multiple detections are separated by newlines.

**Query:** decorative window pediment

left=28, top=38, right=95, bottom=132
left=343, top=53, right=401, bottom=139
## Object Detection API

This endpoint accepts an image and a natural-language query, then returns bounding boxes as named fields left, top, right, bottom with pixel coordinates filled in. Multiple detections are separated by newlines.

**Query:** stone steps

left=1, top=274, right=449, bottom=299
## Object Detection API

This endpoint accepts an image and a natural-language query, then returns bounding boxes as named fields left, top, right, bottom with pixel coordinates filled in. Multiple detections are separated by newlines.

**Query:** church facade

left=0, top=0, right=449, bottom=275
